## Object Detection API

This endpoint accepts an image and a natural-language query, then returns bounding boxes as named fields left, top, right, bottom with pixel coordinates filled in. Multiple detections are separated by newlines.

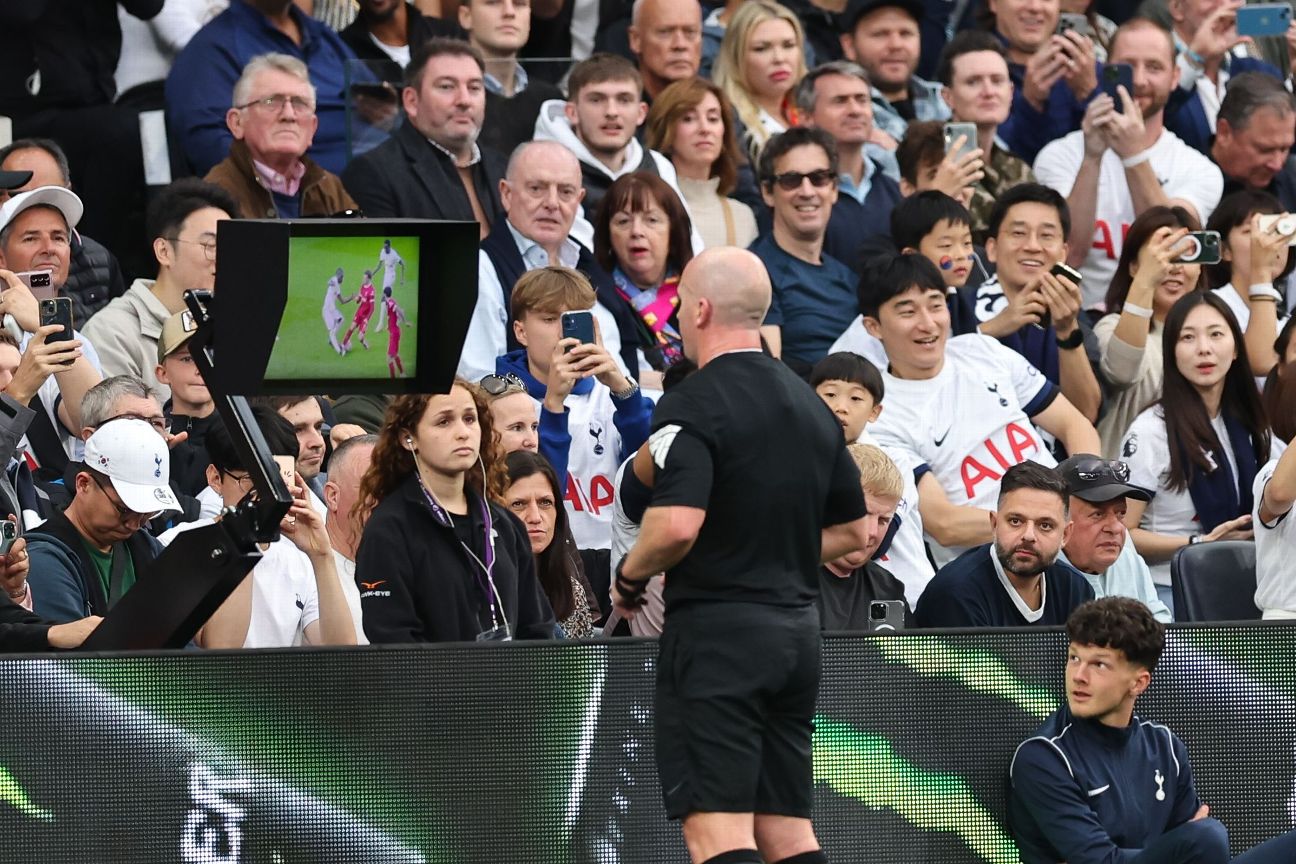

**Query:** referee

left=613, top=248, right=871, bottom=864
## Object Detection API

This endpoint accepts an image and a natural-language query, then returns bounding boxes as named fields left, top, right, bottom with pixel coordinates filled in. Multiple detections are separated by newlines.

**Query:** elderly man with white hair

left=204, top=53, right=358, bottom=219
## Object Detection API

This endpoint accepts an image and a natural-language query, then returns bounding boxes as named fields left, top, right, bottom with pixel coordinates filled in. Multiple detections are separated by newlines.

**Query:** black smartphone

left=1101, top=63, right=1134, bottom=113
left=868, top=600, right=906, bottom=633
left=561, top=310, right=595, bottom=350
left=1171, top=231, right=1222, bottom=265
left=38, top=297, right=74, bottom=351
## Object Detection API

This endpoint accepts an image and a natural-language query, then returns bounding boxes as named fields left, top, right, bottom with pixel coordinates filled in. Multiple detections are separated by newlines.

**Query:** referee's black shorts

left=655, top=601, right=821, bottom=820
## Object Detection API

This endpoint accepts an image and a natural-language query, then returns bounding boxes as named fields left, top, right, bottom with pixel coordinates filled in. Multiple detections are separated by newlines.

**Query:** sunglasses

left=480, top=373, right=527, bottom=397
left=1073, top=458, right=1131, bottom=484
left=763, top=169, right=837, bottom=191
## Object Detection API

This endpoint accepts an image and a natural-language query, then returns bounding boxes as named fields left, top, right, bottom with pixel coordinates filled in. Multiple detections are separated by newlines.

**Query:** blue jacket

left=1000, top=43, right=1098, bottom=164
left=26, top=511, right=164, bottom=623
left=166, top=0, right=358, bottom=176
left=1165, top=56, right=1281, bottom=155
left=1010, top=705, right=1206, bottom=864
left=824, top=161, right=903, bottom=274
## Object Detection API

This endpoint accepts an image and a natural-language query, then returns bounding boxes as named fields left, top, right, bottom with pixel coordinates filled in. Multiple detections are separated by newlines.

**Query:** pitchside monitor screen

left=212, top=219, right=479, bottom=396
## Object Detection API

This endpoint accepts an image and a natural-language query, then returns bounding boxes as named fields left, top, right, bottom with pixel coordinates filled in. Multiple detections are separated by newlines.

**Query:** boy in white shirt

left=861, top=252, right=1100, bottom=566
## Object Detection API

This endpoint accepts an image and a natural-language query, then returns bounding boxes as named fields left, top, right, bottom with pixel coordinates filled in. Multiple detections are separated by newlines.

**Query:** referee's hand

left=611, top=581, right=642, bottom=619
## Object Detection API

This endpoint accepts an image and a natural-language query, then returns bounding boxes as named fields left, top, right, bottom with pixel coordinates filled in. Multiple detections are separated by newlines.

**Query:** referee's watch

left=611, top=376, right=640, bottom=401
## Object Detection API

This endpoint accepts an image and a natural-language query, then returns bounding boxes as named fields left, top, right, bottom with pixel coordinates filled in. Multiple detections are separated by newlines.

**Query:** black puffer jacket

left=65, top=232, right=125, bottom=326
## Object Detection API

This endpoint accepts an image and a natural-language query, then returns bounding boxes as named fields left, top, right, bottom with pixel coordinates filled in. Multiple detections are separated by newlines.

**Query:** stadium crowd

left=0, top=0, right=1289, bottom=654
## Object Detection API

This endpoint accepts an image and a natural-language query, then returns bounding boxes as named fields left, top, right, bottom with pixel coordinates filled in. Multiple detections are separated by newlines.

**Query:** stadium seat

left=1170, top=541, right=1261, bottom=622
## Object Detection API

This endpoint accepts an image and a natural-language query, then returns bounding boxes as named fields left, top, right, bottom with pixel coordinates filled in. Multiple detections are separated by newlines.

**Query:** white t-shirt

left=159, top=518, right=321, bottom=647
left=857, top=429, right=935, bottom=606
left=1121, top=405, right=1242, bottom=586
left=1252, top=444, right=1293, bottom=613
left=332, top=548, right=369, bottom=645
left=1033, top=129, right=1223, bottom=309
left=367, top=33, right=411, bottom=68
left=377, top=246, right=404, bottom=288
left=828, top=315, right=889, bottom=370
left=869, top=334, right=1057, bottom=566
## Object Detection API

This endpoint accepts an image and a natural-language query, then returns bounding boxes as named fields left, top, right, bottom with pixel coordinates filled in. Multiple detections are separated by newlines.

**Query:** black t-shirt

left=648, top=351, right=867, bottom=609
left=818, top=562, right=913, bottom=631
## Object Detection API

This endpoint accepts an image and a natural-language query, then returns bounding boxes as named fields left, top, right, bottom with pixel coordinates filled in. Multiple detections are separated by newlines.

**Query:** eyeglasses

left=480, top=373, right=527, bottom=397
left=220, top=470, right=256, bottom=495
left=90, top=474, right=161, bottom=523
left=763, top=169, right=837, bottom=191
left=99, top=412, right=169, bottom=436
left=168, top=237, right=216, bottom=262
left=235, top=94, right=316, bottom=116
left=1072, top=458, right=1132, bottom=484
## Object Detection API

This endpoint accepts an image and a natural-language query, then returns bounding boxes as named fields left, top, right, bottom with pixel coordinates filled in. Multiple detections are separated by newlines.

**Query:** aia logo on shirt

left=1092, top=219, right=1132, bottom=262
left=565, top=473, right=615, bottom=515
left=959, top=422, right=1042, bottom=499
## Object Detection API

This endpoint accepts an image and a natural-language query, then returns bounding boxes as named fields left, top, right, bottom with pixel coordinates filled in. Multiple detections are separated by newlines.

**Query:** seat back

left=1170, top=541, right=1260, bottom=622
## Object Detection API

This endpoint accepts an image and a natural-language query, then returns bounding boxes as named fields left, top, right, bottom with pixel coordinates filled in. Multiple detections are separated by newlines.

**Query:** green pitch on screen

left=269, top=235, right=419, bottom=380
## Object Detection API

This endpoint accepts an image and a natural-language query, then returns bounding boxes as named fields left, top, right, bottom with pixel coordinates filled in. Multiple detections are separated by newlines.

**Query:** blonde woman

left=712, top=0, right=807, bottom=159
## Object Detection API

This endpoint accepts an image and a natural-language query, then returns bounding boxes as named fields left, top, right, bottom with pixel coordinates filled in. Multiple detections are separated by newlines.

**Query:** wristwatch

left=611, top=376, right=640, bottom=401
left=1056, top=328, right=1085, bottom=350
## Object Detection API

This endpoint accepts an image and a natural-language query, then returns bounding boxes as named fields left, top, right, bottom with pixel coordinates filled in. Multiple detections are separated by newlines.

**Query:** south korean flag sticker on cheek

left=650, top=425, right=683, bottom=470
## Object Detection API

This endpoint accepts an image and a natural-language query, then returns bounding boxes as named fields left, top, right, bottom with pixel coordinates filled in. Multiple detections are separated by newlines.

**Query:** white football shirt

left=1033, top=128, right=1222, bottom=309
left=378, top=246, right=403, bottom=287
left=1253, top=442, right=1294, bottom=614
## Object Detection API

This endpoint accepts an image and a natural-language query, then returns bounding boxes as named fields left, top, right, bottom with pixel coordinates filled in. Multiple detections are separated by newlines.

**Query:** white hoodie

left=532, top=99, right=705, bottom=254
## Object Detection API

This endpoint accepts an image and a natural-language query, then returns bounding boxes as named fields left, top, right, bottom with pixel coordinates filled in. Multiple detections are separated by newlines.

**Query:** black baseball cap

left=842, top=0, right=923, bottom=33
left=1058, top=455, right=1152, bottom=504
left=0, top=170, right=32, bottom=191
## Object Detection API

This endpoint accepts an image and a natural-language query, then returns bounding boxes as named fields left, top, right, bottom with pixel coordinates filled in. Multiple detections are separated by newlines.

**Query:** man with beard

left=915, top=461, right=1094, bottom=628
left=1033, top=18, right=1222, bottom=310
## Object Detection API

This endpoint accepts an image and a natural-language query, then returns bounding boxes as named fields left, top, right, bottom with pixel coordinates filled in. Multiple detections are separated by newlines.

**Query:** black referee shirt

left=647, top=351, right=867, bottom=610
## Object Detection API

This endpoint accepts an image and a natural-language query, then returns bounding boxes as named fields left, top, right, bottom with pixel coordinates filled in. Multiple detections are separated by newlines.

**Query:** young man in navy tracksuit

left=1010, top=597, right=1296, bottom=864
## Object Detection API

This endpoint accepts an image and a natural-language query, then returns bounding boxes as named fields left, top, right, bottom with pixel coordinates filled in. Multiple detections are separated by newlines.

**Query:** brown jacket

left=204, top=138, right=357, bottom=219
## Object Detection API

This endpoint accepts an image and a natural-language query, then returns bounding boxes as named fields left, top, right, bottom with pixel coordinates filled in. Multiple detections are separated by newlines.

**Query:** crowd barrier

left=1, top=624, right=1293, bottom=862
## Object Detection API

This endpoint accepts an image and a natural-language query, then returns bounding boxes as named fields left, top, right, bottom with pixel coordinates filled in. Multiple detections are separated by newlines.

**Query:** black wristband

left=1056, top=328, right=1085, bottom=350
left=614, top=558, right=648, bottom=605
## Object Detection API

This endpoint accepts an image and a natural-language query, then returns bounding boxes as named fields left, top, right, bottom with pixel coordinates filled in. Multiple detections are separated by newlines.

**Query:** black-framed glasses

left=763, top=169, right=836, bottom=191
left=220, top=470, right=256, bottom=495
left=1073, top=458, right=1131, bottom=484
left=90, top=474, right=160, bottom=523
left=168, top=237, right=217, bottom=261
left=479, top=373, right=527, bottom=397
left=235, top=94, right=316, bottom=116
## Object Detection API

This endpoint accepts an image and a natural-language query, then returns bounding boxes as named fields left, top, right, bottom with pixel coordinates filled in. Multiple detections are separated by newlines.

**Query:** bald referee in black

left=613, top=247, right=871, bottom=864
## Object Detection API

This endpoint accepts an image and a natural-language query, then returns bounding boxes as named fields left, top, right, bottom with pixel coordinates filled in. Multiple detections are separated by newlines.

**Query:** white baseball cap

left=0, top=185, right=83, bottom=236
left=83, top=418, right=180, bottom=514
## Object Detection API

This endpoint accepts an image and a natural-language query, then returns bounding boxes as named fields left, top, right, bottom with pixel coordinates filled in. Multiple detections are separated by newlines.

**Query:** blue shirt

left=1060, top=534, right=1172, bottom=623
left=915, top=544, right=1095, bottom=628
left=166, top=0, right=357, bottom=176
left=750, top=234, right=858, bottom=368
left=1010, top=706, right=1202, bottom=863
left=825, top=161, right=902, bottom=275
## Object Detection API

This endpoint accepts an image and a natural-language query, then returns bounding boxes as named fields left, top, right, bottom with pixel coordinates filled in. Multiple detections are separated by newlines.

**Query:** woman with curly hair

left=354, top=381, right=557, bottom=643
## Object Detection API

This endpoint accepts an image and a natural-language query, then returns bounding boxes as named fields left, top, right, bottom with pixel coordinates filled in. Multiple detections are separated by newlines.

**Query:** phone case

left=1236, top=4, right=1290, bottom=37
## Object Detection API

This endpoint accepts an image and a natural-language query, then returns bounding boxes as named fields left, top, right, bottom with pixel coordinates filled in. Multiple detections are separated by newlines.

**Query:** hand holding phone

left=1170, top=231, right=1222, bottom=265
left=1100, top=63, right=1134, bottom=114
left=560, top=310, right=595, bottom=351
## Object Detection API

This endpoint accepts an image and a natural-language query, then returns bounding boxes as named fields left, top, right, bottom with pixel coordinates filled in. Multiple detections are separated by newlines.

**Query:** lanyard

left=417, top=476, right=499, bottom=627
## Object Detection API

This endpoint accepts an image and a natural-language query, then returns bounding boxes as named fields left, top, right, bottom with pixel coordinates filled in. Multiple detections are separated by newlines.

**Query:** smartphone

left=15, top=269, right=55, bottom=300
left=1050, top=261, right=1083, bottom=286
left=0, top=520, right=16, bottom=557
left=1236, top=3, right=1291, bottom=37
left=868, top=600, right=907, bottom=633
left=1257, top=213, right=1296, bottom=246
left=1171, top=231, right=1223, bottom=265
left=1101, top=63, right=1134, bottom=113
left=1056, top=12, right=1091, bottom=37
left=943, top=121, right=979, bottom=163
left=560, top=310, right=595, bottom=350
left=38, top=297, right=73, bottom=348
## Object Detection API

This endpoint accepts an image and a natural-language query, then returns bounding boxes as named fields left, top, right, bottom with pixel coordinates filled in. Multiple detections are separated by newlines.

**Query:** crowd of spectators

left=1, top=0, right=1294, bottom=653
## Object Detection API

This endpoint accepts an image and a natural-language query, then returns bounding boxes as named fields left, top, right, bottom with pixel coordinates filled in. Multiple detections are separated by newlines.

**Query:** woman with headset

left=353, top=382, right=557, bottom=643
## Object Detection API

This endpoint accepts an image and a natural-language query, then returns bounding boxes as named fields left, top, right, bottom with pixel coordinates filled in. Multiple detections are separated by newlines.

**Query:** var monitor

left=211, top=219, right=479, bottom=396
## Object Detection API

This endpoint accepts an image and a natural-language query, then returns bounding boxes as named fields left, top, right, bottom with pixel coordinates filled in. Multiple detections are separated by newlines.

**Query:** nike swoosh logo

left=1087, top=785, right=1110, bottom=797
left=934, top=429, right=951, bottom=447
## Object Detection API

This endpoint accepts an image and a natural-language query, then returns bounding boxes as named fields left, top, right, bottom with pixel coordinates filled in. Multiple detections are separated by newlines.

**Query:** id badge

left=475, top=624, right=512, bottom=642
